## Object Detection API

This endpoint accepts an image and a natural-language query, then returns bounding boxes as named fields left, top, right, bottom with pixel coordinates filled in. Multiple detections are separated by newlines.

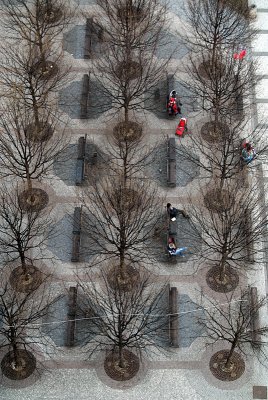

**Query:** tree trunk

left=10, top=327, right=20, bottom=369
left=225, top=339, right=238, bottom=369
left=117, top=294, right=125, bottom=368
left=19, top=251, right=27, bottom=276
left=124, top=107, right=129, bottom=124
left=219, top=253, right=227, bottom=282
left=26, top=167, right=32, bottom=193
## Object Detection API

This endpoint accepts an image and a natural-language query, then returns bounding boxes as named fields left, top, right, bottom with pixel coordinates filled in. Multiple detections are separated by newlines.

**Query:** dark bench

left=243, top=209, right=254, bottom=263
left=71, top=206, right=82, bottom=262
left=166, top=74, right=181, bottom=115
left=169, top=285, right=179, bottom=347
left=166, top=233, right=178, bottom=263
left=73, top=206, right=82, bottom=234
left=235, top=93, right=244, bottom=117
left=66, top=286, right=77, bottom=347
left=166, top=206, right=177, bottom=262
left=80, top=74, right=90, bottom=119
left=166, top=74, right=175, bottom=106
left=84, top=18, right=103, bottom=59
left=167, top=137, right=176, bottom=187
left=249, top=287, right=261, bottom=345
left=75, top=136, right=86, bottom=186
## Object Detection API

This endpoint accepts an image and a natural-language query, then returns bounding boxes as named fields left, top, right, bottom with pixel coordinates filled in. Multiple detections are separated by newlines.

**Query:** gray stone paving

left=144, top=78, right=199, bottom=119
left=146, top=141, right=200, bottom=186
left=0, top=1, right=268, bottom=399
left=63, top=25, right=87, bottom=59
left=178, top=294, right=206, bottom=347
left=58, top=79, right=112, bottom=119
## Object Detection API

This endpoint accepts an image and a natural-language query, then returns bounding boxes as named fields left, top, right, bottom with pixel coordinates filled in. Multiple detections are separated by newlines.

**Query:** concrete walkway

left=0, top=1, right=268, bottom=400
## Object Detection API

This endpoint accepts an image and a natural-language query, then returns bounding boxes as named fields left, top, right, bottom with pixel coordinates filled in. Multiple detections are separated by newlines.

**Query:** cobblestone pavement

left=0, top=0, right=268, bottom=399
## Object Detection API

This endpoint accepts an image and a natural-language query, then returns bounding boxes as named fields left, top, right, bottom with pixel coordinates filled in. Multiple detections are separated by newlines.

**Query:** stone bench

left=71, top=206, right=82, bottom=262
left=75, top=136, right=86, bottom=186
left=66, top=286, right=77, bottom=347
left=249, top=287, right=261, bottom=345
left=243, top=209, right=254, bottom=263
left=169, top=285, right=179, bottom=347
left=84, top=18, right=103, bottom=59
left=80, top=74, right=90, bottom=119
left=166, top=74, right=175, bottom=106
left=167, top=137, right=176, bottom=187
left=235, top=93, right=244, bottom=117
left=166, top=233, right=178, bottom=263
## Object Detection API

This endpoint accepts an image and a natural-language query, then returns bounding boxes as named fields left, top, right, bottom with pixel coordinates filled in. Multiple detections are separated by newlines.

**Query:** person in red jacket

left=167, top=90, right=181, bottom=115
left=168, top=94, right=178, bottom=115
left=175, top=117, right=188, bottom=136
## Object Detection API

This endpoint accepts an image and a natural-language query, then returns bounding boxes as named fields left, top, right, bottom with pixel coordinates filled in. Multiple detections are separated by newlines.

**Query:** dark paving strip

left=257, top=8, right=268, bottom=12
left=252, top=52, right=268, bottom=56
left=254, top=123, right=268, bottom=128
left=45, top=360, right=97, bottom=369
left=255, top=99, right=268, bottom=103
left=256, top=165, right=268, bottom=298
left=256, top=75, right=268, bottom=78
left=257, top=30, right=268, bottom=34
left=149, top=360, right=202, bottom=370
left=45, top=359, right=202, bottom=370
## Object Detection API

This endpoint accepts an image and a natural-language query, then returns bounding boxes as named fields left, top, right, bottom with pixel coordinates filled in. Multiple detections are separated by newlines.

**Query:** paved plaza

left=0, top=0, right=268, bottom=399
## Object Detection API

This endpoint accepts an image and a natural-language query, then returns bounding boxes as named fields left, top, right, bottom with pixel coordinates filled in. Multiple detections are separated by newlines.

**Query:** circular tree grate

left=113, top=187, right=142, bottom=211
left=9, top=265, right=43, bottom=293
left=204, top=188, right=234, bottom=212
left=206, top=265, right=239, bottom=293
left=116, top=60, right=142, bottom=81
left=33, top=60, right=59, bottom=80
left=198, top=60, right=226, bottom=80
left=107, top=264, right=140, bottom=292
left=209, top=350, right=245, bottom=381
left=201, top=121, right=229, bottom=144
left=18, top=188, right=49, bottom=212
left=38, top=4, right=63, bottom=24
left=104, top=349, right=140, bottom=381
left=25, top=122, right=53, bottom=142
left=117, top=5, right=144, bottom=23
left=1, top=350, right=36, bottom=380
left=113, top=121, right=142, bottom=142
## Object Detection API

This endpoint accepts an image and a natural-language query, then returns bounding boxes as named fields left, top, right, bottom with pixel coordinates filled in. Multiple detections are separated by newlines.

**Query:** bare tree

left=0, top=184, right=54, bottom=276
left=183, top=0, right=255, bottom=64
left=178, top=114, right=268, bottom=188
left=90, top=0, right=171, bottom=122
left=105, top=128, right=159, bottom=183
left=81, top=174, right=163, bottom=273
left=185, top=182, right=267, bottom=286
left=0, top=0, right=74, bottom=60
left=76, top=268, right=168, bottom=375
left=0, top=100, right=70, bottom=194
left=183, top=48, right=258, bottom=125
left=0, top=41, right=71, bottom=118
left=182, top=0, right=258, bottom=128
left=199, top=289, right=268, bottom=369
left=95, top=0, right=168, bottom=52
left=0, top=267, right=59, bottom=380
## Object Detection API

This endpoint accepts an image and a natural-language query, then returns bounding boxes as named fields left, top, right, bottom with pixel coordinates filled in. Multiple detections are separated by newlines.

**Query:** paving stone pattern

left=0, top=1, right=268, bottom=399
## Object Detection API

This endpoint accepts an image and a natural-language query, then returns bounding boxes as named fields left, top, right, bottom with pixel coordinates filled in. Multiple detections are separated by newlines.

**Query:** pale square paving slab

left=252, top=34, right=268, bottom=52
left=256, top=102, right=268, bottom=117
left=254, top=56, right=268, bottom=76
left=0, top=366, right=266, bottom=400
left=255, top=80, right=268, bottom=99
left=0, top=1, right=268, bottom=400
left=255, top=12, right=268, bottom=30
left=254, top=0, right=268, bottom=8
